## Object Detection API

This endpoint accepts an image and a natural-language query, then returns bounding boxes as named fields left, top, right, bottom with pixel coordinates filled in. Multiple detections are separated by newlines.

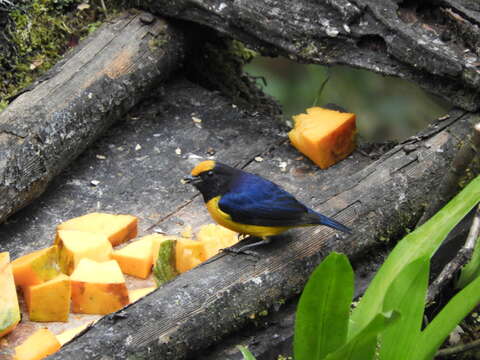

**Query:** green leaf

left=349, top=175, right=480, bottom=339
left=456, top=233, right=480, bottom=289
left=326, top=311, right=400, bottom=360
left=379, top=257, right=429, bottom=360
left=294, top=252, right=354, bottom=360
left=237, top=345, right=257, bottom=360
left=413, top=274, right=480, bottom=360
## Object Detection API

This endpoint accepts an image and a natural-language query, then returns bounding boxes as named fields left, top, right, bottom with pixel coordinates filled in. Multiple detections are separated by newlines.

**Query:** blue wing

left=218, top=172, right=314, bottom=227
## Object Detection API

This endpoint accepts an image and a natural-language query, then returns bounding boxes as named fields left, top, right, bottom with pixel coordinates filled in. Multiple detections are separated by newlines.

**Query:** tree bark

left=0, top=10, right=185, bottom=225
left=144, top=0, right=480, bottom=111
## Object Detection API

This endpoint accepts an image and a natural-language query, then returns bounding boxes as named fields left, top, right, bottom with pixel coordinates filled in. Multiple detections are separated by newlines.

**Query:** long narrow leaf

left=380, top=257, right=429, bottom=360
left=237, top=345, right=257, bottom=360
left=325, top=311, right=400, bottom=360
left=414, top=274, right=480, bottom=360
left=456, top=234, right=480, bottom=288
left=349, top=175, right=480, bottom=339
left=294, top=252, right=354, bottom=360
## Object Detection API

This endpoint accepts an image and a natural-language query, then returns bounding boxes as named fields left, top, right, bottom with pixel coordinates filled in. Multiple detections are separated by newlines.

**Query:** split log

left=0, top=10, right=185, bottom=225
left=143, top=0, right=480, bottom=111
left=9, top=79, right=468, bottom=358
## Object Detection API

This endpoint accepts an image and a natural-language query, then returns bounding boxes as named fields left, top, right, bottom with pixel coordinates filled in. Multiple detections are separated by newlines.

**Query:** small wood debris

left=96, top=154, right=107, bottom=160
left=140, top=12, right=155, bottom=24
left=254, top=156, right=264, bottom=162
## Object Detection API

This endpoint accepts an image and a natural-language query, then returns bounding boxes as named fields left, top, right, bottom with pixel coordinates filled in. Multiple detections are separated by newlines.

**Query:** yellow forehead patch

left=191, top=160, right=216, bottom=176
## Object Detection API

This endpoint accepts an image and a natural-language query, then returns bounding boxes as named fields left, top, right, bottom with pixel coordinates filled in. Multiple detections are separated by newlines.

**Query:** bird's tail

left=317, top=213, right=351, bottom=234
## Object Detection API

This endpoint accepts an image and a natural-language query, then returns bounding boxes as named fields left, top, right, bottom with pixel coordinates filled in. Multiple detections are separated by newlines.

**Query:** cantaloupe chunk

left=111, top=236, right=154, bottom=279
left=56, top=230, right=112, bottom=275
left=56, top=212, right=137, bottom=246
left=152, top=237, right=178, bottom=286
left=56, top=321, right=93, bottom=346
left=11, top=246, right=60, bottom=287
left=71, top=259, right=129, bottom=315
left=14, top=328, right=61, bottom=360
left=196, top=224, right=238, bottom=260
left=129, top=287, right=156, bottom=303
left=175, top=239, right=204, bottom=273
left=23, top=274, right=71, bottom=322
left=289, top=106, right=356, bottom=169
left=0, top=252, right=21, bottom=338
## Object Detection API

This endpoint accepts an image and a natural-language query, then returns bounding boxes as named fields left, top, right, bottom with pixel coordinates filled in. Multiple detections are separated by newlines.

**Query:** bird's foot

left=221, top=236, right=271, bottom=258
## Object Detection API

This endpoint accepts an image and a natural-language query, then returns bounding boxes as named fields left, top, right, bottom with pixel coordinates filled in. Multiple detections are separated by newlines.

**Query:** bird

left=183, top=160, right=351, bottom=252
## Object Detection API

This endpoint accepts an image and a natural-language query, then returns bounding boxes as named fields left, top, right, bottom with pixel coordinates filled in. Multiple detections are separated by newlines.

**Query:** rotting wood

left=0, top=10, right=185, bottom=225
left=27, top=79, right=475, bottom=359
left=143, top=0, right=480, bottom=111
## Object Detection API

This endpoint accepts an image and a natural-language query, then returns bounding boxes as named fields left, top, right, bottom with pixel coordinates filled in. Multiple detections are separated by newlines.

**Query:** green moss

left=229, top=39, right=258, bottom=62
left=0, top=0, right=131, bottom=106
left=299, top=42, right=318, bottom=58
left=258, top=309, right=268, bottom=316
left=184, top=31, right=280, bottom=116
left=148, top=37, right=167, bottom=51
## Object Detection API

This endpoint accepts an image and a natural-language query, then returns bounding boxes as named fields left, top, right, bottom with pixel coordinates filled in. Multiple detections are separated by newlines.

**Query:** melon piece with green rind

left=153, top=238, right=179, bottom=286
left=0, top=252, right=21, bottom=338
left=11, top=246, right=60, bottom=286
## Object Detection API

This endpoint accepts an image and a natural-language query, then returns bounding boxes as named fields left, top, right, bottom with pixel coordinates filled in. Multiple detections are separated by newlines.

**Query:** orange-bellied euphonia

left=183, top=160, right=351, bottom=252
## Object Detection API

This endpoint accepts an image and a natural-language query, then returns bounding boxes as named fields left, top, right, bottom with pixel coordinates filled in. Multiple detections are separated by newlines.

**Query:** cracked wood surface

left=144, top=0, right=480, bottom=111
left=0, top=10, right=185, bottom=226
left=1, top=77, right=477, bottom=358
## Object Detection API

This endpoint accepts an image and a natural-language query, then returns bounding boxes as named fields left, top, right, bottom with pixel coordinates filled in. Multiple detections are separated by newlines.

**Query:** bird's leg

left=222, top=236, right=271, bottom=256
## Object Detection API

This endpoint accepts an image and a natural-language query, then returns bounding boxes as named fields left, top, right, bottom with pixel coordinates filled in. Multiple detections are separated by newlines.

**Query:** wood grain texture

left=143, top=0, right=480, bottom=111
left=0, top=10, right=185, bottom=225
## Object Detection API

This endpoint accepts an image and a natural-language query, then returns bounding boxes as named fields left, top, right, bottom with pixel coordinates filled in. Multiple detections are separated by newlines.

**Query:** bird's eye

left=207, top=171, right=214, bottom=177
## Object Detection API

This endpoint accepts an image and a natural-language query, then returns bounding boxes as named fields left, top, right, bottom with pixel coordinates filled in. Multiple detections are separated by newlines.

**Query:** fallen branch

left=427, top=204, right=480, bottom=303
left=418, top=122, right=480, bottom=225
left=143, top=0, right=480, bottom=111
left=436, top=337, right=480, bottom=358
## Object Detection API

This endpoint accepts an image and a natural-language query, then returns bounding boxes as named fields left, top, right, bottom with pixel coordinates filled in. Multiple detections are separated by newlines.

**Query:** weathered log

left=144, top=0, right=480, bottom=111
left=0, top=10, right=185, bottom=225
left=1, top=77, right=472, bottom=358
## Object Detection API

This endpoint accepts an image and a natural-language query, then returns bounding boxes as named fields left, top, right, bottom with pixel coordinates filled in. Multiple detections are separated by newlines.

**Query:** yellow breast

left=205, top=196, right=291, bottom=237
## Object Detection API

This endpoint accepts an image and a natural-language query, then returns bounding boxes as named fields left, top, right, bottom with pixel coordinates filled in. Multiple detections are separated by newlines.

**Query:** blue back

left=218, top=171, right=313, bottom=227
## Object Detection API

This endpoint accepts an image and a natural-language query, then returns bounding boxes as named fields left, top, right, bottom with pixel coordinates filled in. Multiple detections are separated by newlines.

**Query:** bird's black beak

left=182, top=175, right=201, bottom=185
